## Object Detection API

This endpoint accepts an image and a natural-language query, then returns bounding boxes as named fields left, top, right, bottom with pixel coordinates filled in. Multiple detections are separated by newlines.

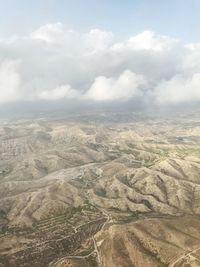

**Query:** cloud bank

left=0, top=23, right=200, bottom=107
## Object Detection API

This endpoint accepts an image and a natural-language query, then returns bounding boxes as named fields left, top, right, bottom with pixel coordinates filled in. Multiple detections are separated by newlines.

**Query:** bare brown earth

left=0, top=113, right=200, bottom=267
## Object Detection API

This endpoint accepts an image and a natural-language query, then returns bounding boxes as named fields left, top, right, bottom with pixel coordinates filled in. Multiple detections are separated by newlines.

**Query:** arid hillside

left=0, top=114, right=200, bottom=267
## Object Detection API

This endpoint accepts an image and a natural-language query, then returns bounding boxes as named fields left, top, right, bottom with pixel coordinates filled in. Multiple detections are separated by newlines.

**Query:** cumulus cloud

left=0, top=22, right=200, bottom=107
left=86, top=70, right=146, bottom=101
left=155, top=73, right=200, bottom=103
left=0, top=60, right=21, bottom=103
left=30, top=22, right=65, bottom=43
left=112, top=30, right=179, bottom=51
left=39, top=85, right=80, bottom=100
left=83, top=29, right=114, bottom=52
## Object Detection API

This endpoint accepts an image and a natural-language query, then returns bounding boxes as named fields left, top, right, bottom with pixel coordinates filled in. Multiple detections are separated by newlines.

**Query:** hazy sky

left=1, top=0, right=200, bottom=41
left=0, top=0, right=200, bottom=110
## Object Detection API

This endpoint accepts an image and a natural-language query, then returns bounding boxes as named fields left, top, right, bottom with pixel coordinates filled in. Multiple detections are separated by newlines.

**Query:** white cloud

left=0, top=60, right=21, bottom=103
left=30, top=22, right=64, bottom=43
left=38, top=85, right=80, bottom=100
left=85, top=70, right=146, bottom=101
left=1, top=23, right=200, bottom=106
left=112, top=31, right=179, bottom=51
left=83, top=29, right=114, bottom=52
left=155, top=73, right=200, bottom=103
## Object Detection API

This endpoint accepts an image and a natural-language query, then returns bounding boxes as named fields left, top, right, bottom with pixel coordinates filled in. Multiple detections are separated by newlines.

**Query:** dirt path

left=169, top=247, right=200, bottom=267
left=49, top=236, right=99, bottom=267
left=48, top=202, right=112, bottom=267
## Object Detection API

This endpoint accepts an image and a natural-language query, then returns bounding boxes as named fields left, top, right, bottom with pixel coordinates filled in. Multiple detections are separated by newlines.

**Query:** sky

left=1, top=0, right=200, bottom=41
left=0, top=0, right=200, bottom=114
